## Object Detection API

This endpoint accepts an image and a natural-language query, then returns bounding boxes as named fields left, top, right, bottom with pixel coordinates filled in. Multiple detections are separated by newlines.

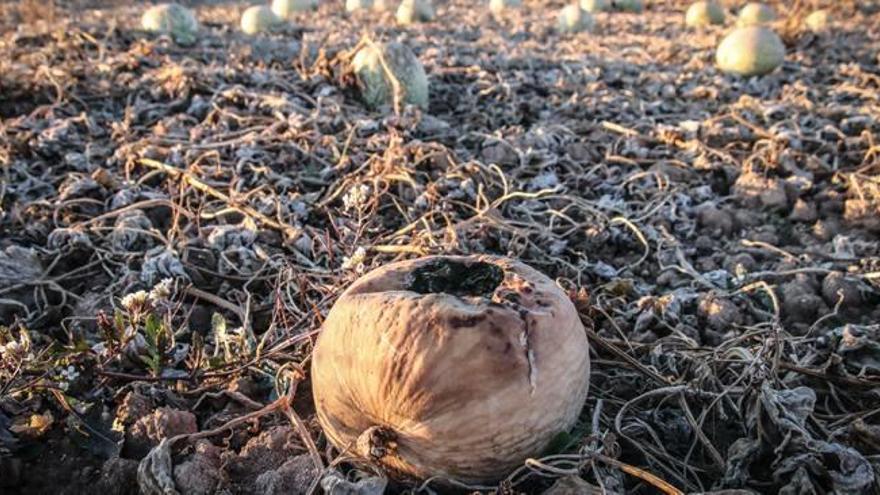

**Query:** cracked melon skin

left=352, top=42, right=429, bottom=110
left=241, top=6, right=283, bottom=34
left=311, top=255, right=591, bottom=484
left=716, top=26, right=785, bottom=77
left=558, top=5, right=594, bottom=34
left=737, top=2, right=775, bottom=27
left=686, top=1, right=724, bottom=27
left=141, top=4, right=199, bottom=46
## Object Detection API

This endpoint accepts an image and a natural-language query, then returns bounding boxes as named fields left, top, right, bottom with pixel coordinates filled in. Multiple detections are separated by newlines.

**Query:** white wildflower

left=120, top=290, right=149, bottom=312
left=58, top=365, right=80, bottom=390
left=342, top=184, right=371, bottom=211
left=0, top=340, right=22, bottom=359
left=61, top=365, right=80, bottom=381
left=341, top=246, right=367, bottom=273
left=0, top=328, right=31, bottom=360
left=149, top=278, right=174, bottom=303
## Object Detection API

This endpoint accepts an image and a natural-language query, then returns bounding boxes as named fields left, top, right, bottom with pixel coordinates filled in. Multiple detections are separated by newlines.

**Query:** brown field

left=1, top=0, right=880, bottom=493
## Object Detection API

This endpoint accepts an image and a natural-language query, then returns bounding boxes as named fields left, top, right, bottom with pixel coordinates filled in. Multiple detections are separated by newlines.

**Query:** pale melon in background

left=141, top=4, right=199, bottom=45
left=346, top=0, right=372, bottom=13
left=397, top=0, right=435, bottom=25
left=240, top=5, right=283, bottom=34
left=716, top=26, right=785, bottom=77
left=614, top=0, right=643, bottom=13
left=489, top=0, right=522, bottom=16
left=352, top=42, right=429, bottom=111
left=580, top=0, right=610, bottom=13
left=685, top=1, right=724, bottom=27
left=805, top=9, right=831, bottom=32
left=558, top=5, right=594, bottom=34
left=271, top=0, right=317, bottom=18
left=737, top=2, right=775, bottom=27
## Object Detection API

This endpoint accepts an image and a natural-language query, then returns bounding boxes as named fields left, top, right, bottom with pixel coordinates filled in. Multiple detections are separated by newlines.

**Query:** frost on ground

left=1, top=0, right=880, bottom=494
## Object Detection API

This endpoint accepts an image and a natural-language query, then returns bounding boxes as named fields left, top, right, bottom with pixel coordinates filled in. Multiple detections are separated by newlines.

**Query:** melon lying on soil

left=141, top=3, right=199, bottom=46
left=737, top=2, right=775, bottom=27
left=346, top=0, right=372, bottom=12
left=271, top=0, right=317, bottom=18
left=397, top=0, right=435, bottom=25
left=558, top=5, right=594, bottom=34
left=685, top=1, right=724, bottom=27
left=614, top=0, right=643, bottom=13
left=805, top=9, right=831, bottom=32
left=716, top=26, right=785, bottom=76
left=580, top=0, right=610, bottom=13
left=489, top=0, right=522, bottom=16
left=352, top=41, right=429, bottom=111
left=311, top=256, right=591, bottom=484
left=240, top=5, right=283, bottom=34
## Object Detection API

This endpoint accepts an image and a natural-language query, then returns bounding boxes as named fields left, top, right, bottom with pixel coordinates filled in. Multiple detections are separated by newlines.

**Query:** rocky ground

left=1, top=0, right=880, bottom=493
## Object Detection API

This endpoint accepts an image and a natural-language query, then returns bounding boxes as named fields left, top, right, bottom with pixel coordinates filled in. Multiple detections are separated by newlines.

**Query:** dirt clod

left=126, top=408, right=198, bottom=459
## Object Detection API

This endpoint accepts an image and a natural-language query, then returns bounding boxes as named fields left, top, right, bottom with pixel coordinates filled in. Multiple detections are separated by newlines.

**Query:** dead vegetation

left=1, top=0, right=880, bottom=493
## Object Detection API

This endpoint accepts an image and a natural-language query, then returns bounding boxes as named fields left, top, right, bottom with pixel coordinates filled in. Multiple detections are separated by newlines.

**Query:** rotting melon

left=737, top=2, right=775, bottom=27
left=240, top=5, right=283, bottom=34
left=716, top=26, right=785, bottom=77
left=141, top=4, right=199, bottom=46
left=271, top=0, right=316, bottom=18
left=685, top=1, right=724, bottom=27
left=580, top=0, right=609, bottom=13
left=311, top=255, right=591, bottom=484
left=352, top=41, right=429, bottom=111
left=396, top=0, right=435, bottom=25
left=558, top=5, right=594, bottom=34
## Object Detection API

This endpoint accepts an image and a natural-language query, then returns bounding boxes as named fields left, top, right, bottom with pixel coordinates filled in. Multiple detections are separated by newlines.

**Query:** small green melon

left=352, top=42, right=429, bottom=111
left=685, top=1, right=724, bottom=27
left=580, top=0, right=609, bottom=13
left=396, top=0, right=435, bottom=25
left=716, top=26, right=785, bottom=76
left=241, top=5, right=283, bottom=34
left=614, top=0, right=643, bottom=13
left=737, top=2, right=775, bottom=27
left=558, top=5, right=594, bottom=34
left=489, top=0, right=522, bottom=16
left=804, top=9, right=831, bottom=32
left=271, top=0, right=317, bottom=18
left=141, top=4, right=199, bottom=46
